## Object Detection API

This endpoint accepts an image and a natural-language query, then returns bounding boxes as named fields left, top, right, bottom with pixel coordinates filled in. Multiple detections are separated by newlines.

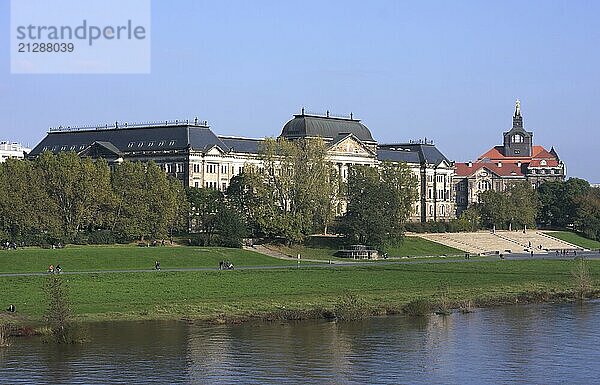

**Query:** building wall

left=0, top=142, right=30, bottom=163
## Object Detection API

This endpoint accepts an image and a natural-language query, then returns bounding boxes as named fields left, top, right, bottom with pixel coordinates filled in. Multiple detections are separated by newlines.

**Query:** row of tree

left=0, top=139, right=420, bottom=250
left=10, top=139, right=597, bottom=250
left=0, top=152, right=186, bottom=245
left=455, top=178, right=600, bottom=241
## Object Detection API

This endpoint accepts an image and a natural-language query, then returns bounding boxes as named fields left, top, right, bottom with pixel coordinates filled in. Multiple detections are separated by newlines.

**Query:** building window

left=206, top=164, right=217, bottom=173
left=478, top=180, right=491, bottom=191
left=512, top=134, right=523, bottom=143
left=176, top=163, right=184, bottom=173
left=222, top=182, right=227, bottom=191
left=194, top=182, right=199, bottom=188
left=514, top=149, right=521, bottom=154
left=221, top=165, right=228, bottom=174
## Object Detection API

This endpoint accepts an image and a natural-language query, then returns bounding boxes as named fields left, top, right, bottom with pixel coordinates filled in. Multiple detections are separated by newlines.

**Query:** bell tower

left=503, top=99, right=533, bottom=157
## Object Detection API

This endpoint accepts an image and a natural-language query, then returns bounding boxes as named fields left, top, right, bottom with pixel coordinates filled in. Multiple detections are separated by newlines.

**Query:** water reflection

left=2, top=301, right=600, bottom=384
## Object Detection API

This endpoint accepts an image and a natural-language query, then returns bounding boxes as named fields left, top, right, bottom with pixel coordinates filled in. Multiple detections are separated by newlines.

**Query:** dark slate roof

left=28, top=125, right=230, bottom=157
left=378, top=143, right=451, bottom=165
left=189, top=127, right=228, bottom=152
left=281, top=114, right=375, bottom=143
left=91, top=141, right=123, bottom=156
left=377, top=149, right=421, bottom=163
left=219, top=137, right=263, bottom=154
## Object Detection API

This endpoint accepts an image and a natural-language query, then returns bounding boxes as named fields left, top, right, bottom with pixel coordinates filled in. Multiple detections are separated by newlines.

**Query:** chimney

left=517, top=161, right=522, bottom=167
left=467, top=161, right=472, bottom=167
left=497, top=161, right=502, bottom=167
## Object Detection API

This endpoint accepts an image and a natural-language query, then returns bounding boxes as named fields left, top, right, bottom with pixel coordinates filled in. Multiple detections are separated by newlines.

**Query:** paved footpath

left=1, top=250, right=599, bottom=278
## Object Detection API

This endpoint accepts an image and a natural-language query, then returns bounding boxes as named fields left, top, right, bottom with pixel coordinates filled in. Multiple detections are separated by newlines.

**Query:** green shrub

left=87, top=230, right=116, bottom=245
left=403, top=298, right=433, bottom=316
left=334, top=292, right=370, bottom=321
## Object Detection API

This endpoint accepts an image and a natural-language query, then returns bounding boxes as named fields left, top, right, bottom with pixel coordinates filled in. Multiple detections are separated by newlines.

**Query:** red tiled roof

left=455, top=162, right=525, bottom=177
left=477, top=145, right=558, bottom=163
left=529, top=159, right=559, bottom=167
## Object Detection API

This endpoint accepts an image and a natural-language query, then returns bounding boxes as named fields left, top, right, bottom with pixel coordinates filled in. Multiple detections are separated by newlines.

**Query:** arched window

left=512, top=134, right=523, bottom=143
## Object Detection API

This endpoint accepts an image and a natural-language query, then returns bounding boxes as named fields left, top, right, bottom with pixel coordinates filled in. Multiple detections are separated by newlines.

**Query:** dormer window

left=128, top=142, right=134, bottom=148
left=169, top=140, right=176, bottom=146
left=512, top=134, right=523, bottom=143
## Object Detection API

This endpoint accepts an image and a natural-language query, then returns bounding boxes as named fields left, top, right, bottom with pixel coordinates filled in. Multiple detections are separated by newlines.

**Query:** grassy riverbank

left=1, top=258, right=598, bottom=324
left=0, top=245, right=295, bottom=273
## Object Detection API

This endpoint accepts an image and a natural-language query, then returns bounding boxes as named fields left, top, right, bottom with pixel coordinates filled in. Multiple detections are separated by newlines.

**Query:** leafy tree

left=341, top=161, right=418, bottom=250
left=506, top=182, right=538, bottom=230
left=573, top=188, right=600, bottom=240
left=0, top=158, right=57, bottom=242
left=215, top=202, right=248, bottom=248
left=111, top=161, right=149, bottom=240
left=478, top=182, right=537, bottom=230
left=236, top=137, right=337, bottom=244
left=187, top=187, right=224, bottom=245
left=227, top=172, right=262, bottom=237
left=144, top=162, right=180, bottom=240
left=537, top=178, right=590, bottom=228
left=36, top=152, right=112, bottom=241
left=450, top=206, right=481, bottom=232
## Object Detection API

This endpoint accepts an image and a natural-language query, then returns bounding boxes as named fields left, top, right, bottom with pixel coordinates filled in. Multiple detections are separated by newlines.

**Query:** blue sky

left=2, top=0, right=600, bottom=180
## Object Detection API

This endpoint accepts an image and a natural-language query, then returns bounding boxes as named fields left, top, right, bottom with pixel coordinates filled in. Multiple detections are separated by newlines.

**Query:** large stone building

left=0, top=141, right=30, bottom=162
left=28, top=110, right=455, bottom=222
left=454, top=100, right=566, bottom=214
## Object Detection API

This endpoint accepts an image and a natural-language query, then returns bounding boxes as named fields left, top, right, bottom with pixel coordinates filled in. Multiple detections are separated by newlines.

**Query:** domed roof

left=280, top=112, right=375, bottom=143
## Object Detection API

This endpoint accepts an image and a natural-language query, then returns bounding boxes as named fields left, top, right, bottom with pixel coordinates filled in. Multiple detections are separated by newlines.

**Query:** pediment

left=205, top=145, right=225, bottom=155
left=79, top=141, right=122, bottom=159
left=327, top=134, right=374, bottom=156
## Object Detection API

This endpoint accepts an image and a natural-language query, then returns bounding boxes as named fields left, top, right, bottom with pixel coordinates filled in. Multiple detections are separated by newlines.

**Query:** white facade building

left=29, top=111, right=456, bottom=222
left=0, top=141, right=30, bottom=162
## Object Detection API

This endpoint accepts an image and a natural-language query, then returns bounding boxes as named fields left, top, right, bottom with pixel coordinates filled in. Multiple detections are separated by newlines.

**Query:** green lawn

left=0, top=245, right=294, bottom=273
left=2, top=258, right=595, bottom=323
left=545, top=231, right=600, bottom=250
left=271, top=236, right=463, bottom=261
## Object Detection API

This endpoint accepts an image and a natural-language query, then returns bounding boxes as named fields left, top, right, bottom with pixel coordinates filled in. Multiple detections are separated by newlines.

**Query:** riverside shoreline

left=1, top=258, right=598, bottom=330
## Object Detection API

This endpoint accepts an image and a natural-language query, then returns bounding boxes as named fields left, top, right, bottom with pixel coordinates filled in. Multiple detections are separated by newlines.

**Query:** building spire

left=512, top=99, right=523, bottom=130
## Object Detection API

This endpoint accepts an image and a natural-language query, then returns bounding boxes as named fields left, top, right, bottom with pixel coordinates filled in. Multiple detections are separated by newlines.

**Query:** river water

left=1, top=301, right=600, bottom=384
